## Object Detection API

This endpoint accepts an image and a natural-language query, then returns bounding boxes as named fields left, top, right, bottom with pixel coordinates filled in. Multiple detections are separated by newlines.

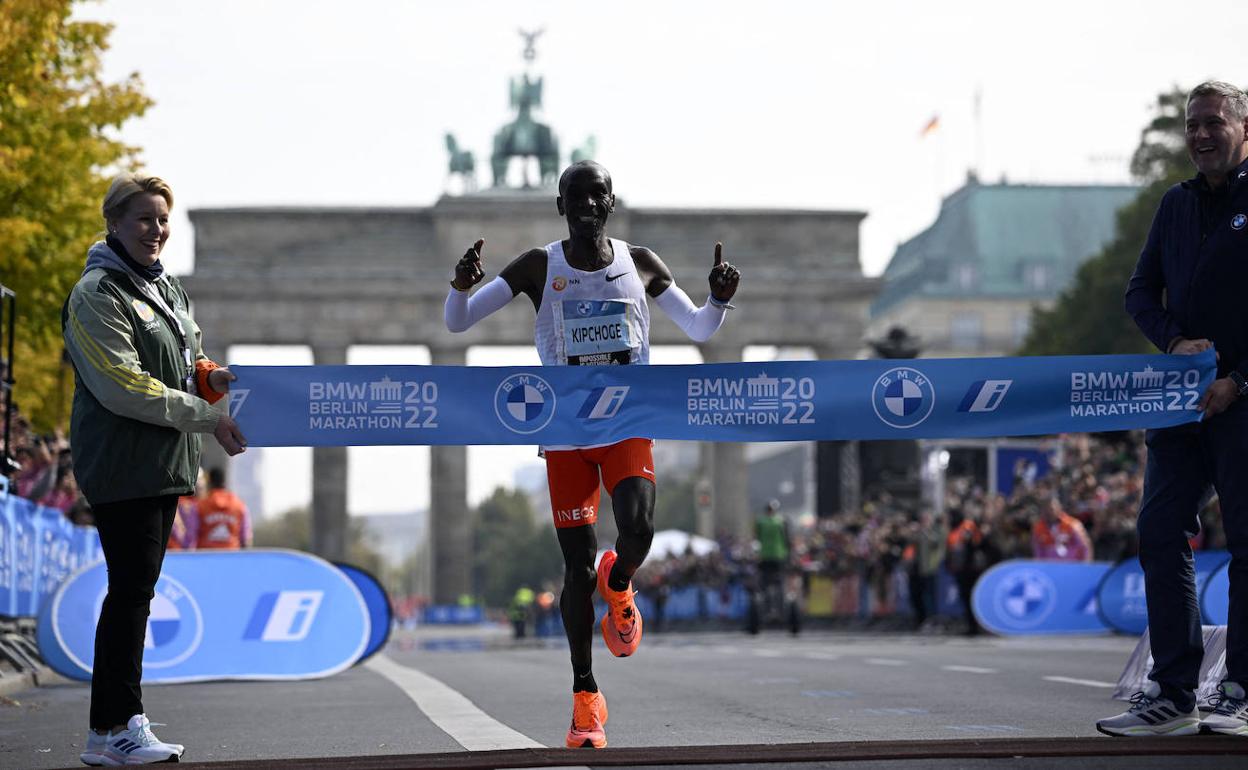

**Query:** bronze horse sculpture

left=491, top=74, right=559, bottom=188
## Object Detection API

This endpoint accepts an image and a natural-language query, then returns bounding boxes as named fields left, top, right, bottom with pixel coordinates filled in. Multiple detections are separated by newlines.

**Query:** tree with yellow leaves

left=1, top=0, right=151, bottom=430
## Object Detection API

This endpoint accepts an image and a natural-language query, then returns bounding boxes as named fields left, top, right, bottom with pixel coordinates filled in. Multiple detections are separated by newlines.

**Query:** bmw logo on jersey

left=871, top=366, right=936, bottom=429
left=494, top=373, right=557, bottom=434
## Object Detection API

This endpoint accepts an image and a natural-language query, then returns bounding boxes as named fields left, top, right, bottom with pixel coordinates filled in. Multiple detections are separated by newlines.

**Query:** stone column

left=698, top=343, right=750, bottom=540
left=816, top=345, right=861, bottom=516
left=428, top=345, right=471, bottom=604
left=311, top=344, right=349, bottom=561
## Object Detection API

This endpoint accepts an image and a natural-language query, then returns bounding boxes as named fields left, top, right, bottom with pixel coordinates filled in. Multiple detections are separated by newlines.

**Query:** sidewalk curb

left=0, top=666, right=67, bottom=699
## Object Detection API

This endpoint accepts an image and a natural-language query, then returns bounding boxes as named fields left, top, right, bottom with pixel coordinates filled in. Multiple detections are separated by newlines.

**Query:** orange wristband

left=195, top=359, right=225, bottom=404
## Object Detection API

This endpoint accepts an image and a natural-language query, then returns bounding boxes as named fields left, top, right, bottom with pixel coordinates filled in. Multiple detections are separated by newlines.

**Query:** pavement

left=2, top=625, right=1247, bottom=768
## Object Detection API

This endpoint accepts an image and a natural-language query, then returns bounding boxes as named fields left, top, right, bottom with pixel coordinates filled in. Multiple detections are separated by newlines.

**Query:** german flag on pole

left=919, top=114, right=940, bottom=138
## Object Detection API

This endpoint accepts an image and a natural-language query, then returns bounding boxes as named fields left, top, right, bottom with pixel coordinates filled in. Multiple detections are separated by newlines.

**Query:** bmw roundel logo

left=992, top=569, right=1057, bottom=628
left=494, top=373, right=557, bottom=434
left=576, top=301, right=593, bottom=316
left=1232, top=213, right=1246, bottom=230
left=871, top=367, right=936, bottom=429
left=91, top=574, right=203, bottom=670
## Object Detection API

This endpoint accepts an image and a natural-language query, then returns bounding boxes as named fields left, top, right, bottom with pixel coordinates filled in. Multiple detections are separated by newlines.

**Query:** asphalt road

left=3, top=627, right=1247, bottom=768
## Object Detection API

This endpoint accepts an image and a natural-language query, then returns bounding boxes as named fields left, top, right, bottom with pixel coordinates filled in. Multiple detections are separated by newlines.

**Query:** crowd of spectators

left=632, top=432, right=1228, bottom=625
left=2, top=404, right=92, bottom=526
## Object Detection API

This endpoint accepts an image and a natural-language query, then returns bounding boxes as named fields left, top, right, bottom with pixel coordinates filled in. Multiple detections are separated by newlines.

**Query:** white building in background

left=868, top=174, right=1137, bottom=357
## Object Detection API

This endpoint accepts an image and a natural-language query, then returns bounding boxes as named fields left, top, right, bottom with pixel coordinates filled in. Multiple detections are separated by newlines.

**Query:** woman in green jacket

left=63, top=174, right=246, bottom=766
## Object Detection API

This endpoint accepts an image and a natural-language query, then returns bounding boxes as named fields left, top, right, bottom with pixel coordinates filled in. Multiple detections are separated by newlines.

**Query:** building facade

left=869, top=174, right=1137, bottom=357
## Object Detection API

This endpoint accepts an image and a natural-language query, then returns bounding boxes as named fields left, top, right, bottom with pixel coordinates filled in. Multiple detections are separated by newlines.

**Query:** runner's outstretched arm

left=444, top=238, right=516, bottom=332
left=650, top=242, right=741, bottom=342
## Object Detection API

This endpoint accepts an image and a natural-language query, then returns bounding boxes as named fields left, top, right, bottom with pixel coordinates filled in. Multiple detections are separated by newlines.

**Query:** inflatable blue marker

left=37, top=549, right=369, bottom=682
left=1097, top=550, right=1229, bottom=634
left=333, top=562, right=392, bottom=662
left=971, top=559, right=1111, bottom=636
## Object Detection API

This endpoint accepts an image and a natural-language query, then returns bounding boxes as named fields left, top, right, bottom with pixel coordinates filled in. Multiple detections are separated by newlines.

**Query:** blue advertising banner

left=1097, top=550, right=1230, bottom=634
left=0, top=491, right=101, bottom=620
left=0, top=492, right=15, bottom=617
left=422, top=605, right=485, bottom=624
left=971, top=560, right=1111, bottom=635
left=1202, top=561, right=1231, bottom=626
left=38, top=549, right=369, bottom=683
left=995, top=447, right=1054, bottom=498
left=230, top=351, right=1215, bottom=447
left=12, top=497, right=37, bottom=617
left=333, top=562, right=391, bottom=663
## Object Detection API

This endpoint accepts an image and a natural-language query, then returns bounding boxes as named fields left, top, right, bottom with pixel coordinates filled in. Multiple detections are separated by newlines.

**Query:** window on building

left=952, top=263, right=977, bottom=290
left=1023, top=262, right=1050, bottom=291
left=950, top=311, right=983, bottom=351
left=1013, top=312, right=1031, bottom=347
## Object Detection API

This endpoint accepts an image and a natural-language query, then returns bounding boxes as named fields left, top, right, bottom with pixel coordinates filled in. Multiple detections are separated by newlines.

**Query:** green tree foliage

left=0, top=0, right=151, bottom=429
left=472, top=487, right=562, bottom=607
left=654, top=474, right=697, bottom=533
left=252, top=506, right=385, bottom=576
left=1019, top=88, right=1193, bottom=356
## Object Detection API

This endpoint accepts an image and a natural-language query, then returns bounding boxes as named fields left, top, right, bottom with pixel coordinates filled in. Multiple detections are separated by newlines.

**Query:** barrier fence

left=0, top=483, right=101, bottom=619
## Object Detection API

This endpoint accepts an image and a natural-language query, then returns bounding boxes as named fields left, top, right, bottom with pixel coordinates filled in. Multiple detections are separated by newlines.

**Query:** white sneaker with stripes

left=82, top=714, right=185, bottom=765
left=79, top=729, right=109, bottom=766
left=1096, top=681, right=1200, bottom=737
left=1201, top=681, right=1248, bottom=736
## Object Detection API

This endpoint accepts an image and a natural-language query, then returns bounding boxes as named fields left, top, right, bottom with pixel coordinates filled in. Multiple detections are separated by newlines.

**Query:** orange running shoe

left=565, top=690, right=608, bottom=748
left=597, top=550, right=642, bottom=657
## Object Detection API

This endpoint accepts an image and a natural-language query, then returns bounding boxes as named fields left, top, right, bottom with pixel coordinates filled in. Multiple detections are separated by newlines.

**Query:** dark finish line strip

left=192, top=736, right=1248, bottom=769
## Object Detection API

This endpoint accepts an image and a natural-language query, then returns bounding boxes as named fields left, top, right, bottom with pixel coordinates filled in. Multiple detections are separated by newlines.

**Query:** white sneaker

left=1095, top=681, right=1200, bottom=737
left=1201, top=681, right=1248, bottom=736
left=79, top=729, right=109, bottom=766
left=99, top=714, right=185, bottom=765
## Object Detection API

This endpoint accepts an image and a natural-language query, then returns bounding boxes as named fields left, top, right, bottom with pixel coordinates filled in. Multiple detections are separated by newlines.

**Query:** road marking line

left=367, top=655, right=543, bottom=751
left=753, top=648, right=784, bottom=657
left=801, top=652, right=841, bottom=661
left=942, top=665, right=998, bottom=674
left=865, top=657, right=907, bottom=666
left=1043, top=675, right=1116, bottom=688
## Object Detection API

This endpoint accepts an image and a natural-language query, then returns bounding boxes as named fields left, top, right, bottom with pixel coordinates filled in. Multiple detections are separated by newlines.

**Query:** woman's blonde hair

left=101, top=173, right=174, bottom=226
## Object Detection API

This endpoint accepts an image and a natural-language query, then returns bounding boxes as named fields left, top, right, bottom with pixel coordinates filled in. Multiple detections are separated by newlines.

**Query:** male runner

left=444, top=161, right=740, bottom=748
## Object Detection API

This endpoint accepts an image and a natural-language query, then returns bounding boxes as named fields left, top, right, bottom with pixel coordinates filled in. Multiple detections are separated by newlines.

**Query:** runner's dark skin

left=451, top=161, right=740, bottom=692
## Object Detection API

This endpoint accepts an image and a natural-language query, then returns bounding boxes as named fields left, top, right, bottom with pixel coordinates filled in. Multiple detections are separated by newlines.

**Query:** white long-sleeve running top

left=444, top=239, right=727, bottom=359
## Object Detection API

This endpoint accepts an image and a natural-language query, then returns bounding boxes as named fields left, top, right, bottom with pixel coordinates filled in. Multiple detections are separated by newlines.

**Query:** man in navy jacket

left=1099, top=80, right=1248, bottom=738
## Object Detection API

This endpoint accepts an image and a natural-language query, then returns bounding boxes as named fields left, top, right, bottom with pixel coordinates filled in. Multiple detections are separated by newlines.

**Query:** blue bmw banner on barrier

left=971, top=560, right=1111, bottom=635
left=229, top=351, right=1215, bottom=447
left=37, top=549, right=370, bottom=683
left=1097, top=550, right=1230, bottom=634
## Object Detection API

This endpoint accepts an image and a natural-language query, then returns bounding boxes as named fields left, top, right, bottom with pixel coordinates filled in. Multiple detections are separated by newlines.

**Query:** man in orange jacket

left=187, top=467, right=252, bottom=550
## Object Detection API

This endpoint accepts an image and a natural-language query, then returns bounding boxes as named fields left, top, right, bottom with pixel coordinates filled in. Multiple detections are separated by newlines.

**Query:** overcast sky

left=74, top=0, right=1243, bottom=517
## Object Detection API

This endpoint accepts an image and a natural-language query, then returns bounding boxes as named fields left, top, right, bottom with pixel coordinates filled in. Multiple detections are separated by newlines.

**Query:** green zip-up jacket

left=62, top=241, right=219, bottom=505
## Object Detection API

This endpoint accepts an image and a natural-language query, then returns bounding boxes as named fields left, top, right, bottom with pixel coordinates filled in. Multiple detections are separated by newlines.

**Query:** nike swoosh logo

left=605, top=271, right=631, bottom=282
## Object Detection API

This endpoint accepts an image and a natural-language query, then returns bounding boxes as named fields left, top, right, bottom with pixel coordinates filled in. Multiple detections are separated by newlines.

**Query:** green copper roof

left=870, top=177, right=1137, bottom=317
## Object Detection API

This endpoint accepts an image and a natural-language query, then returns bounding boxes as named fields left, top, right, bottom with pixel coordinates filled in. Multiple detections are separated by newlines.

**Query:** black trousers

left=89, top=494, right=177, bottom=730
left=1138, top=402, right=1248, bottom=711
